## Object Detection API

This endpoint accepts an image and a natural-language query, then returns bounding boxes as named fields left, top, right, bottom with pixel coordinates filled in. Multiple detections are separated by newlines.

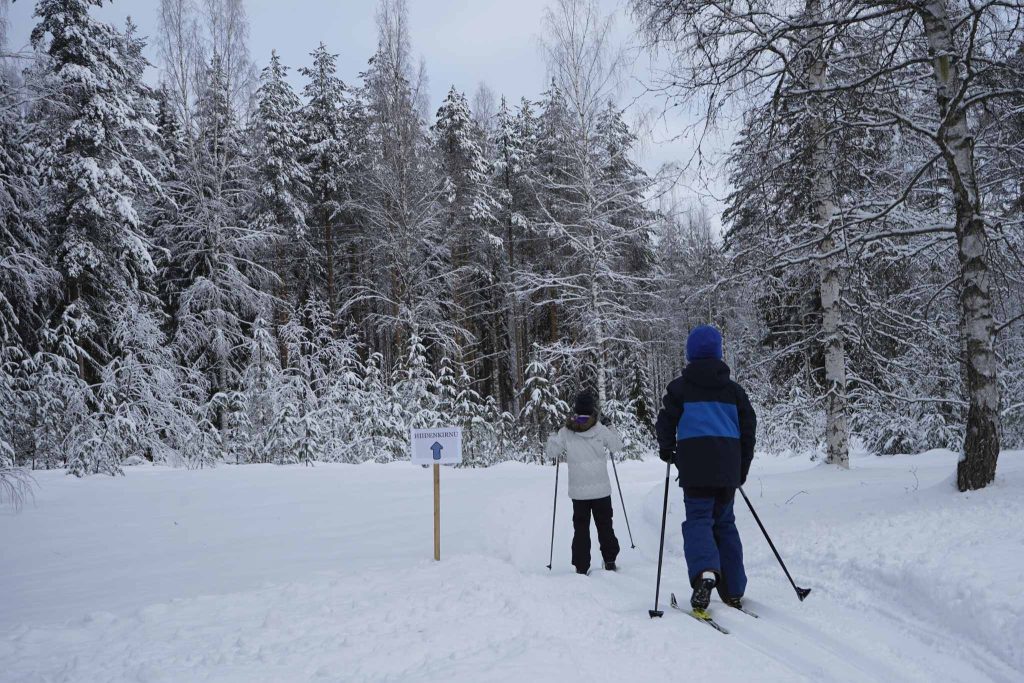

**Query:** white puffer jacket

left=545, top=416, right=625, bottom=500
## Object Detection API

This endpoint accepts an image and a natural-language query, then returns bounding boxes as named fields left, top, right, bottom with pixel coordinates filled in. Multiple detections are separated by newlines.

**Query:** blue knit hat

left=686, top=325, right=723, bottom=362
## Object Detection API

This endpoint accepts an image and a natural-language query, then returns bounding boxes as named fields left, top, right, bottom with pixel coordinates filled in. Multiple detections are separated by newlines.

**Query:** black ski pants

left=571, top=495, right=620, bottom=572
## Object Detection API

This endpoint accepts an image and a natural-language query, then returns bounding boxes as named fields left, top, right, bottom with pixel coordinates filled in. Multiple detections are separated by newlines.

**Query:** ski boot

left=690, top=571, right=717, bottom=610
left=603, top=561, right=617, bottom=572
left=722, top=596, right=743, bottom=609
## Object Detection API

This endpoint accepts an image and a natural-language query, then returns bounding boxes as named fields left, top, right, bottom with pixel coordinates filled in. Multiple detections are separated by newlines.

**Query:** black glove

left=659, top=448, right=675, bottom=464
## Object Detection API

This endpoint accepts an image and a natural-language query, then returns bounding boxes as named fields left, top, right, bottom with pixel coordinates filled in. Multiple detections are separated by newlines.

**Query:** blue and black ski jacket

left=655, top=359, right=756, bottom=488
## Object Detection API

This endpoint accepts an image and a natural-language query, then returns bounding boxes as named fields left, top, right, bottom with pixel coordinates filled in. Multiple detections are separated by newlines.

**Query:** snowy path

left=2, top=451, right=1022, bottom=682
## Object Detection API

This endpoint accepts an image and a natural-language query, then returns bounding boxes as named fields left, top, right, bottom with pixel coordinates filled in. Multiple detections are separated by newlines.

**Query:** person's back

left=659, top=351, right=755, bottom=490
left=545, top=391, right=624, bottom=574
left=551, top=415, right=622, bottom=501
left=655, top=325, right=757, bottom=611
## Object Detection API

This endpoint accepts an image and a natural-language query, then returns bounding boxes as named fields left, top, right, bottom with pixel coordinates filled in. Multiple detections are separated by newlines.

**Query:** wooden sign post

left=433, top=463, right=440, bottom=561
left=411, top=427, right=463, bottom=561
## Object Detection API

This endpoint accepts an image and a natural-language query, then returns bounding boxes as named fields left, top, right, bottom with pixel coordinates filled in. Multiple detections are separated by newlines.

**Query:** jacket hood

left=566, top=414, right=598, bottom=433
left=682, top=358, right=732, bottom=389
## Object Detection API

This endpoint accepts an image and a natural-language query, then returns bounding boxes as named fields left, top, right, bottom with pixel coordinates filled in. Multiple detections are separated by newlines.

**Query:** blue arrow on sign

left=430, top=442, right=443, bottom=460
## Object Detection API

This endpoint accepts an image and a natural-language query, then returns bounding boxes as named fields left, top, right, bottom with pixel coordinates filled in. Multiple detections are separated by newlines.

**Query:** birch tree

left=535, top=0, right=659, bottom=407
left=634, top=0, right=1022, bottom=487
left=631, top=0, right=855, bottom=467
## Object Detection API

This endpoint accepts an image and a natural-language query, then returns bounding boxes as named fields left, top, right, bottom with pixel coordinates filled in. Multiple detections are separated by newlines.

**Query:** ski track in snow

left=1, top=450, right=1022, bottom=682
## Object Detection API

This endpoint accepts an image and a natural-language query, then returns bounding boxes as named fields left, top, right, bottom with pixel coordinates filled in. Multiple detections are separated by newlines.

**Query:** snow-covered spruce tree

left=489, top=96, right=536, bottom=413
left=310, top=311, right=363, bottom=462
left=24, top=311, right=91, bottom=470
left=528, top=79, right=574, bottom=352
left=520, top=348, right=569, bottom=460
left=299, top=43, right=350, bottom=313
left=264, top=374, right=303, bottom=465
left=236, top=316, right=280, bottom=464
left=394, top=328, right=441, bottom=433
left=354, top=351, right=405, bottom=462
left=252, top=50, right=311, bottom=324
left=321, top=351, right=364, bottom=461
left=30, top=0, right=175, bottom=475
left=436, top=354, right=459, bottom=425
left=437, top=355, right=491, bottom=465
left=276, top=299, right=342, bottom=465
left=623, top=348, right=655, bottom=434
left=83, top=301, right=192, bottom=469
left=149, top=84, right=188, bottom=319
left=432, top=86, right=498, bottom=393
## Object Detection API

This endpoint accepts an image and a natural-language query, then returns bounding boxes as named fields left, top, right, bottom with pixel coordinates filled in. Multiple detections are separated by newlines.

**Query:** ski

left=670, top=593, right=730, bottom=634
left=725, top=603, right=759, bottom=619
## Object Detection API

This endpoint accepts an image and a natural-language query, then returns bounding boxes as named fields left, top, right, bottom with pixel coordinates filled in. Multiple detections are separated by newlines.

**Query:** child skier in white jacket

left=545, top=391, right=625, bottom=574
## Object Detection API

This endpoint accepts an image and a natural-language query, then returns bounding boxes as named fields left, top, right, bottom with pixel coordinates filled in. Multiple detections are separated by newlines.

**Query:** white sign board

left=411, top=427, right=463, bottom=465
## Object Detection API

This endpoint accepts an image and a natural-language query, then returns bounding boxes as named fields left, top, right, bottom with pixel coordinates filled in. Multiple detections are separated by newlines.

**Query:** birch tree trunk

left=806, top=0, right=850, bottom=468
left=591, top=266, right=607, bottom=407
left=918, top=1, right=1001, bottom=490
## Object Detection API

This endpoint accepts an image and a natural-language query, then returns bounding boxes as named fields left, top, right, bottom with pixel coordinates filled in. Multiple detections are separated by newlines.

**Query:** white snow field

left=2, top=450, right=1023, bottom=683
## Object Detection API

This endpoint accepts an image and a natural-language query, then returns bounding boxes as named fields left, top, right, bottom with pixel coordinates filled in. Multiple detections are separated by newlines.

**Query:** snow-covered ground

left=2, top=450, right=1022, bottom=683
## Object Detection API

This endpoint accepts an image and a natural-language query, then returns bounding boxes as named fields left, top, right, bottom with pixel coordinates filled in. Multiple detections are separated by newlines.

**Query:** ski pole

left=546, top=458, right=560, bottom=570
left=738, top=486, right=811, bottom=601
left=609, top=452, right=636, bottom=549
left=649, top=460, right=672, bottom=617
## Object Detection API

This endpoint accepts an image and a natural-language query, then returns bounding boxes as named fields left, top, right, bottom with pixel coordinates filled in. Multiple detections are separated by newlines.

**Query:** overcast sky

left=5, top=0, right=732, bottom=225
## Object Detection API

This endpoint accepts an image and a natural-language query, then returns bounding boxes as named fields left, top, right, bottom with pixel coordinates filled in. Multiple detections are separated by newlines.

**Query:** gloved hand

left=659, top=448, right=675, bottom=464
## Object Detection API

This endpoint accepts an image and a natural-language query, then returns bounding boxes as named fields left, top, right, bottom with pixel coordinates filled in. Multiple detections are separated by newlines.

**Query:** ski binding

left=670, top=593, right=729, bottom=634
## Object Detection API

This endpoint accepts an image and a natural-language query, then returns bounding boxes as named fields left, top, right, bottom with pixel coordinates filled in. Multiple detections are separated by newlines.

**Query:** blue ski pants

left=681, top=487, right=747, bottom=599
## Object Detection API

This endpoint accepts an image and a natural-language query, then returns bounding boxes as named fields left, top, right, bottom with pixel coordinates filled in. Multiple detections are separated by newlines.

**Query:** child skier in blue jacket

left=655, top=325, right=757, bottom=611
